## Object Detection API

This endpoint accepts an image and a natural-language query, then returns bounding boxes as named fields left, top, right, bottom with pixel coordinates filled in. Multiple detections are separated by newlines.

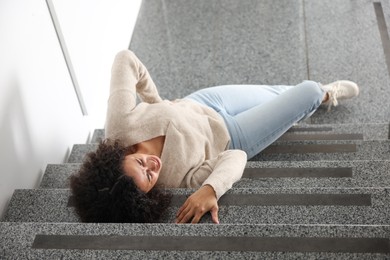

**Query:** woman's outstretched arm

left=176, top=149, right=247, bottom=224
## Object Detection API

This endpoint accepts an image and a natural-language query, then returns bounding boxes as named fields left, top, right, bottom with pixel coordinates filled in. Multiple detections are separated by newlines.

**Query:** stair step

left=3, top=188, right=390, bottom=225
left=40, top=160, right=390, bottom=189
left=252, top=140, right=390, bottom=161
left=90, top=129, right=103, bottom=143
left=285, top=123, right=389, bottom=140
left=239, top=160, right=390, bottom=188
left=90, top=123, right=390, bottom=143
left=68, top=140, right=390, bottom=163
left=1, top=222, right=389, bottom=258
left=40, top=163, right=80, bottom=188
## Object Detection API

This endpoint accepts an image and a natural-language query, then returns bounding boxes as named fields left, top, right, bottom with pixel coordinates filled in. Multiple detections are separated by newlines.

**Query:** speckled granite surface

left=3, top=0, right=390, bottom=258
left=40, top=160, right=390, bottom=189
left=68, top=140, right=390, bottom=163
left=130, top=0, right=307, bottom=99
left=1, top=222, right=390, bottom=259
left=305, top=0, right=390, bottom=124
left=130, top=0, right=390, bottom=125
left=239, top=160, right=390, bottom=188
left=4, top=187, right=390, bottom=225
left=39, top=164, right=80, bottom=188
left=253, top=140, right=390, bottom=161
left=90, top=123, right=389, bottom=143
left=3, top=189, right=79, bottom=223
left=67, top=144, right=94, bottom=163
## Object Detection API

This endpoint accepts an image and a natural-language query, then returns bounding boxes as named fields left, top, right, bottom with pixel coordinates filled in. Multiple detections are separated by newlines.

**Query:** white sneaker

left=321, top=80, right=359, bottom=111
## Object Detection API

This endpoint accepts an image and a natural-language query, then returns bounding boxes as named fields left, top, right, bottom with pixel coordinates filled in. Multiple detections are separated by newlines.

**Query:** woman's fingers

left=176, top=202, right=209, bottom=224
left=176, top=201, right=188, bottom=218
left=176, top=199, right=200, bottom=223
left=175, top=185, right=219, bottom=224
left=177, top=207, right=202, bottom=224
left=210, top=206, right=220, bottom=224
left=190, top=211, right=204, bottom=224
left=176, top=204, right=191, bottom=223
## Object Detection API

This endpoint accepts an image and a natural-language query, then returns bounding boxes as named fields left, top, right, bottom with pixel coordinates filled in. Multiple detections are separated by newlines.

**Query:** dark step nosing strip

left=68, top=194, right=371, bottom=207
left=243, top=167, right=353, bottom=178
left=32, top=235, right=390, bottom=253
left=215, top=194, right=371, bottom=207
left=288, top=127, right=333, bottom=132
left=263, top=144, right=357, bottom=154
left=279, top=133, right=364, bottom=141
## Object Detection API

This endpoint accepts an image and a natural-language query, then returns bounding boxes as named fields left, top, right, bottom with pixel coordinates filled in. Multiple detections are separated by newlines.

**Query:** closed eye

left=136, top=159, right=143, bottom=166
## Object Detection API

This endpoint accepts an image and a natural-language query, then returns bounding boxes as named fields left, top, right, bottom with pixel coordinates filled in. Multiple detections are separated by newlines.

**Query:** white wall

left=53, top=0, right=142, bottom=127
left=0, top=0, right=141, bottom=218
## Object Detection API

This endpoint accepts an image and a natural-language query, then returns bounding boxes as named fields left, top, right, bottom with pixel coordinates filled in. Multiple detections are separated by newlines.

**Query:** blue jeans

left=185, top=81, right=325, bottom=159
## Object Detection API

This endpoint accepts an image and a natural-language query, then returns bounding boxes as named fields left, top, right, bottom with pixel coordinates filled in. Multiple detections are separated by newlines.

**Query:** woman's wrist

left=201, top=184, right=217, bottom=199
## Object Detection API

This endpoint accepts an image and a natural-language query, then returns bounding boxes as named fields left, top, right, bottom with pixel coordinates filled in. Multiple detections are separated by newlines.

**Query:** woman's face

left=122, top=153, right=162, bottom=192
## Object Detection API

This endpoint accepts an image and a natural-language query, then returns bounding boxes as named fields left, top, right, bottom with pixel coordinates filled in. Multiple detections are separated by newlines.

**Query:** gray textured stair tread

left=286, top=123, right=388, bottom=140
left=90, top=123, right=389, bottom=143
left=68, top=140, right=390, bottom=163
left=129, top=0, right=390, bottom=126
left=40, top=163, right=80, bottom=188
left=90, top=129, right=104, bottom=143
left=40, top=160, right=390, bottom=189
left=5, top=0, right=390, bottom=257
left=252, top=140, right=390, bottom=161
left=68, top=144, right=95, bottom=163
left=1, top=222, right=389, bottom=259
left=237, top=160, right=390, bottom=189
left=4, top=188, right=390, bottom=225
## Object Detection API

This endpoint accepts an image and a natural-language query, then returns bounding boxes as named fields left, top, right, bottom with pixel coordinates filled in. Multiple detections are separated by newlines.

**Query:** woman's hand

left=175, top=185, right=219, bottom=224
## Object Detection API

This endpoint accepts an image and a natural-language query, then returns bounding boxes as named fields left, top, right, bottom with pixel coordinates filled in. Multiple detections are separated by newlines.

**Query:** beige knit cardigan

left=105, top=50, right=247, bottom=199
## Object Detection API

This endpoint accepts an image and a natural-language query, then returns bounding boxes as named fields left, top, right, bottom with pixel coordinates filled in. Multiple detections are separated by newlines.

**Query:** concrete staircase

left=2, top=0, right=390, bottom=258
left=1, top=124, right=390, bottom=258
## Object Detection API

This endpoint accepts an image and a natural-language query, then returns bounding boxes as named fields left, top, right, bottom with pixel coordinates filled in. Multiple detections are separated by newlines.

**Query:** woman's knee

left=299, top=80, right=325, bottom=102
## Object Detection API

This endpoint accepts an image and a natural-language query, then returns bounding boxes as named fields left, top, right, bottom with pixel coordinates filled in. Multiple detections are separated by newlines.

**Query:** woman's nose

left=142, top=157, right=151, bottom=169
left=146, top=160, right=154, bottom=171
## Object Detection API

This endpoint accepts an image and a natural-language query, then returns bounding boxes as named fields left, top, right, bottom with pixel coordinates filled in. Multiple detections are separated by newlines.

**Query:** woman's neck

left=135, top=136, right=165, bottom=157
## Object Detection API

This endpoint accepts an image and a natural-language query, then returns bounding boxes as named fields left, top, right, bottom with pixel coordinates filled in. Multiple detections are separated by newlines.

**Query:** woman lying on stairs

left=70, top=50, right=359, bottom=224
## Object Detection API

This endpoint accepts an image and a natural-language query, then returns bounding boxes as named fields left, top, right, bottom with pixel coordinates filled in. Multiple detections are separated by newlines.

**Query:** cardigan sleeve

left=105, top=50, right=162, bottom=138
left=108, top=50, right=162, bottom=106
left=188, top=150, right=247, bottom=200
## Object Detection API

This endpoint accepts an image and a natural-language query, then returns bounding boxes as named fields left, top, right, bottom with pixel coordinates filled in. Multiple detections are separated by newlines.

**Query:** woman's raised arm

left=106, top=50, right=162, bottom=138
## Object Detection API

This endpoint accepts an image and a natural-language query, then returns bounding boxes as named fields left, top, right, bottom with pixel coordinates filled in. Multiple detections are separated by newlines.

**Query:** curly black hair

left=69, top=139, right=172, bottom=223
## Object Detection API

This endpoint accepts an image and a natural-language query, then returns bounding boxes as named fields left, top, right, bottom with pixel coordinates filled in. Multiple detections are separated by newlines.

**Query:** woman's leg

left=185, top=84, right=297, bottom=116
left=185, top=81, right=325, bottom=159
